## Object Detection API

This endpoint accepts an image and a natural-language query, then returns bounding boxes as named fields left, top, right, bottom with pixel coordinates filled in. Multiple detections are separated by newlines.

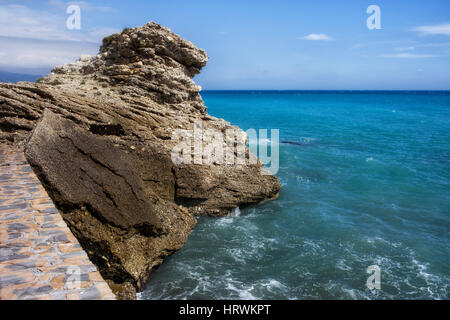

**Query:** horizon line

left=200, top=89, right=450, bottom=92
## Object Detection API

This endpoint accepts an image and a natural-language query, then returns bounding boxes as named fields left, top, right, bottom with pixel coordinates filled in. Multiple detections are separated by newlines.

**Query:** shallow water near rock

left=140, top=91, right=449, bottom=300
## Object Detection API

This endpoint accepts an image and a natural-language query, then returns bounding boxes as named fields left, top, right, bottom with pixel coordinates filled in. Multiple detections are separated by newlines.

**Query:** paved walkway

left=0, top=144, right=116, bottom=300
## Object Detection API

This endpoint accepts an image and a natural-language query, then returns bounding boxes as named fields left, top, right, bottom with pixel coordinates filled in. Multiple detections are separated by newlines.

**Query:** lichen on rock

left=0, top=22, right=281, bottom=298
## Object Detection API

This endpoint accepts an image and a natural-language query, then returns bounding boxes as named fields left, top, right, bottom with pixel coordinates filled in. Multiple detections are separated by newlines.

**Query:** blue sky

left=0, top=0, right=449, bottom=89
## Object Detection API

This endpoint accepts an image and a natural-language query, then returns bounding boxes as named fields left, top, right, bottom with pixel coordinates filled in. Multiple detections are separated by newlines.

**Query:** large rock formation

left=0, top=22, right=281, bottom=298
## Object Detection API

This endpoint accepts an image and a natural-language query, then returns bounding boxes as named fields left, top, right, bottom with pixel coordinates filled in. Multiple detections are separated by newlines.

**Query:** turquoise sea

left=140, top=91, right=450, bottom=300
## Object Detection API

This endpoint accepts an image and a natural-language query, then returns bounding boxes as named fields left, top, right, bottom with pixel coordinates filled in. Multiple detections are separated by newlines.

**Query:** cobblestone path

left=0, top=144, right=116, bottom=300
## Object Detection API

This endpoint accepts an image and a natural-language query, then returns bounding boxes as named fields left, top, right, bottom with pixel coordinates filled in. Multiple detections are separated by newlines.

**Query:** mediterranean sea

left=141, top=91, right=449, bottom=300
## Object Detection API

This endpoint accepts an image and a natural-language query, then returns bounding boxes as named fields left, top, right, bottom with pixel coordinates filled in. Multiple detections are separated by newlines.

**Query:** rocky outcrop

left=0, top=22, right=281, bottom=298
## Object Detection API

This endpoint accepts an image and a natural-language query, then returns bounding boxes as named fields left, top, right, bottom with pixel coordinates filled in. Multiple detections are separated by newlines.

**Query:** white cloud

left=0, top=3, right=119, bottom=73
left=419, top=42, right=450, bottom=48
left=0, top=4, right=118, bottom=42
left=352, top=40, right=450, bottom=51
left=0, top=36, right=99, bottom=73
left=88, top=27, right=121, bottom=40
left=0, top=4, right=76, bottom=41
left=47, top=0, right=115, bottom=13
left=351, top=40, right=411, bottom=49
left=380, top=53, right=440, bottom=59
left=300, top=34, right=333, bottom=41
left=412, top=23, right=450, bottom=36
left=394, top=46, right=415, bottom=51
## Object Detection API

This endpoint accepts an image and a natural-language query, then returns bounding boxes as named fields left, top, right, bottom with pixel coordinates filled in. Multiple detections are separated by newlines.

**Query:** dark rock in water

left=0, top=22, right=281, bottom=298
left=281, top=141, right=311, bottom=146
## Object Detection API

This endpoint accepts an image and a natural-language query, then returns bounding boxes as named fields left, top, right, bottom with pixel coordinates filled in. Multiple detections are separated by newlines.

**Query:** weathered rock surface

left=0, top=22, right=281, bottom=298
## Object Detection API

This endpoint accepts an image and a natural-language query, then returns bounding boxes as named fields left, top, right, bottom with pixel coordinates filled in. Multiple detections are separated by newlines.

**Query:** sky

left=0, top=0, right=449, bottom=89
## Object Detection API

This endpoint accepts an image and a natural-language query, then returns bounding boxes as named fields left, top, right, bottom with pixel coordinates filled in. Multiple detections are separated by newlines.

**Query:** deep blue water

left=141, top=91, right=450, bottom=300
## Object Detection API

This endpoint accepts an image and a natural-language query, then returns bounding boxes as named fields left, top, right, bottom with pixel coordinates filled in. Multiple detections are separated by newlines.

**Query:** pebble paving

left=0, top=144, right=116, bottom=300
